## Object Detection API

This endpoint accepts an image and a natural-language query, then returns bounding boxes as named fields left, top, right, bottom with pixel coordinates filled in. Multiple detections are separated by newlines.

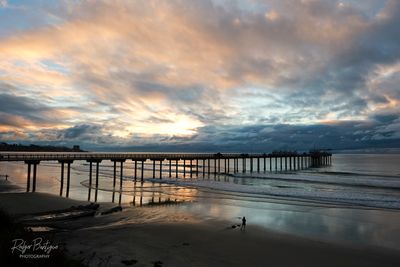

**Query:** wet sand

left=54, top=211, right=400, bottom=267
left=0, top=179, right=21, bottom=193
left=1, top=181, right=400, bottom=266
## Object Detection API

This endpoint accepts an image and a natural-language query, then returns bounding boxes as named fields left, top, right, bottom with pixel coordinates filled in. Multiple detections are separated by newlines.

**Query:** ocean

left=1, top=153, right=400, bottom=250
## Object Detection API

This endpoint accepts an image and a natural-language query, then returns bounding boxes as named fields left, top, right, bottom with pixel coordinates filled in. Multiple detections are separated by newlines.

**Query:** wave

left=312, top=170, right=400, bottom=179
left=43, top=161, right=400, bottom=210
left=150, top=178, right=400, bottom=210
left=71, top=162, right=400, bottom=191
left=230, top=172, right=400, bottom=190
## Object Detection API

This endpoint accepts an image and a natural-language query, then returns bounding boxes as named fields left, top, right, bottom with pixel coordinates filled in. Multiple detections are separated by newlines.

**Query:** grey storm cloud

left=155, top=120, right=400, bottom=152
left=0, top=92, right=54, bottom=126
left=61, top=124, right=103, bottom=139
left=72, top=120, right=398, bottom=152
left=372, top=113, right=399, bottom=123
left=0, top=93, right=45, bottom=117
left=1, top=0, right=400, bottom=152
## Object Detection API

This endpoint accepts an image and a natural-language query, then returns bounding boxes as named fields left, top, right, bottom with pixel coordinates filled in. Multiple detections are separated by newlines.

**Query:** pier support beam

left=26, top=163, right=31, bottom=192
left=269, top=157, right=272, bottom=172
left=86, top=159, right=102, bottom=201
left=160, top=160, right=163, bottom=179
left=293, top=157, right=296, bottom=170
left=264, top=157, right=267, bottom=172
left=141, top=161, right=144, bottom=182
left=24, top=160, right=40, bottom=193
left=110, top=159, right=125, bottom=202
left=190, top=159, right=193, bottom=178
left=113, top=161, right=117, bottom=188
left=134, top=160, right=137, bottom=181
left=88, top=161, right=92, bottom=200
left=208, top=159, right=211, bottom=177
left=60, top=162, right=64, bottom=196
left=59, top=160, right=73, bottom=197
left=203, top=159, right=206, bottom=177
left=153, top=160, right=156, bottom=178
left=32, top=163, right=37, bottom=192
left=285, top=157, right=287, bottom=171
left=183, top=160, right=186, bottom=177
left=111, top=159, right=125, bottom=188
left=176, top=160, right=179, bottom=178
left=95, top=161, right=100, bottom=201
left=169, top=160, right=172, bottom=178
left=224, top=159, right=227, bottom=173
left=120, top=160, right=124, bottom=188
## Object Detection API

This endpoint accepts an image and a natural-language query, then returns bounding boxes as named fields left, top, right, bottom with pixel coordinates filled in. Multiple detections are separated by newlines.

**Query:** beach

left=55, top=216, right=400, bottom=267
left=1, top=176, right=400, bottom=267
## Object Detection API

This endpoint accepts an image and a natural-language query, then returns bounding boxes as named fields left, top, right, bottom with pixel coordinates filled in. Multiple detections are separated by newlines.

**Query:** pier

left=0, top=151, right=332, bottom=197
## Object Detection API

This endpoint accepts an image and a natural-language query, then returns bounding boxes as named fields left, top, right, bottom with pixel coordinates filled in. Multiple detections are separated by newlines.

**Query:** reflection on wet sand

left=82, top=178, right=199, bottom=207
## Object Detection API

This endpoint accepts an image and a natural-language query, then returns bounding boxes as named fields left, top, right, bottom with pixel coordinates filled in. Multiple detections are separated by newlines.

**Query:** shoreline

left=1, top=180, right=400, bottom=266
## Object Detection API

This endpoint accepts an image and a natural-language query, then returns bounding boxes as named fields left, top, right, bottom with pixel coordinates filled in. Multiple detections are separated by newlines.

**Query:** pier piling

left=60, top=162, right=64, bottom=196
left=26, top=163, right=31, bottom=192
left=134, top=160, right=137, bottom=181
left=176, top=160, right=179, bottom=178
left=141, top=161, right=144, bottom=182
left=24, top=160, right=40, bottom=193
left=169, top=160, right=172, bottom=178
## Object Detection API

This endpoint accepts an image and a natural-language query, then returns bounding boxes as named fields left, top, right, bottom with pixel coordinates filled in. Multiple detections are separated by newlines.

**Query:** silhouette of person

left=240, top=216, right=246, bottom=231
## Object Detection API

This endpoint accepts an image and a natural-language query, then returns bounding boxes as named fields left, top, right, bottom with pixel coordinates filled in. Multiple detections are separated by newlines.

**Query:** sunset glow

left=0, top=0, right=399, bottom=151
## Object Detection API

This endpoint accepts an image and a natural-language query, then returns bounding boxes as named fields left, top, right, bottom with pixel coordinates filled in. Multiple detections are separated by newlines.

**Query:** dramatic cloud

left=0, top=0, right=399, bottom=151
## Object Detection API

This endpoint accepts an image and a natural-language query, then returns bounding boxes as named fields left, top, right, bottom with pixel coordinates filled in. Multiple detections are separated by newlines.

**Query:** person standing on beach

left=240, top=216, right=246, bottom=231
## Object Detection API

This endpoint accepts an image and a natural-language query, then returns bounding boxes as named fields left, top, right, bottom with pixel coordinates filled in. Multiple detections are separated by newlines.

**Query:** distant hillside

left=0, top=142, right=85, bottom=152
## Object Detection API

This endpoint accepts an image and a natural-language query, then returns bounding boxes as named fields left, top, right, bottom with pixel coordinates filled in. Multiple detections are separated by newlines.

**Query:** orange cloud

left=0, top=0, right=399, bottom=144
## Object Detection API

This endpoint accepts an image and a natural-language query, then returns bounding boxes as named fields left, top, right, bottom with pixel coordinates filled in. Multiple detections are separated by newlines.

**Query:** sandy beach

left=1, top=179, right=400, bottom=267
left=0, top=179, right=22, bottom=193
left=0, top=192, right=89, bottom=216
left=55, top=215, right=400, bottom=267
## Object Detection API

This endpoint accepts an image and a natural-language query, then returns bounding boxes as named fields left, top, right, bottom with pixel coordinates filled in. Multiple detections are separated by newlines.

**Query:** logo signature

left=11, top=238, right=59, bottom=259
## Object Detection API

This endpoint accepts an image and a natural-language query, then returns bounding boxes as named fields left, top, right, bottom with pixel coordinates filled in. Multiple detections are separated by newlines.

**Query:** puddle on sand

left=26, top=226, right=55, bottom=232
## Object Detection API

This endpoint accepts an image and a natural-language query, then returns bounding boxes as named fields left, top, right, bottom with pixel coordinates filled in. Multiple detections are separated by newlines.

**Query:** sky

left=0, top=0, right=399, bottom=152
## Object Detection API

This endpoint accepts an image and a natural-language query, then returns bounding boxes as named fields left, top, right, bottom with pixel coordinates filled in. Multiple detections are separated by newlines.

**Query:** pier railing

left=0, top=151, right=331, bottom=161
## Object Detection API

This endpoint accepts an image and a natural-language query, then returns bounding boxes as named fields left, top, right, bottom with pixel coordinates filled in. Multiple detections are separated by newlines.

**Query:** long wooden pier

left=0, top=151, right=332, bottom=198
